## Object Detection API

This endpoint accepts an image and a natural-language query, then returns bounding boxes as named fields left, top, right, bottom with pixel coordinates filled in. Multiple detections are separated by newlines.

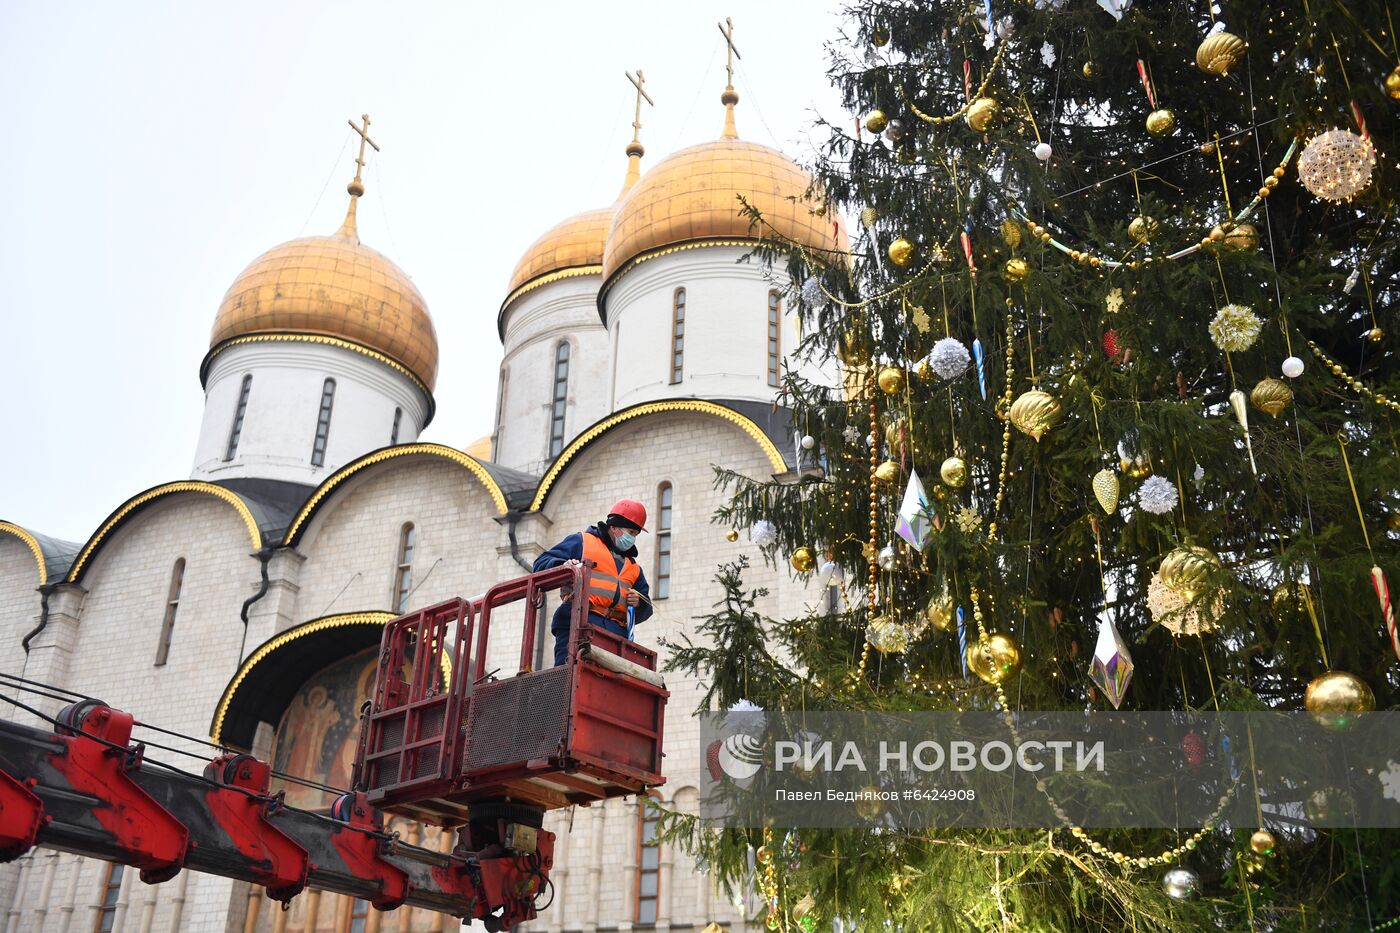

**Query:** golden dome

left=602, top=137, right=846, bottom=283
left=505, top=207, right=612, bottom=296
left=209, top=201, right=439, bottom=391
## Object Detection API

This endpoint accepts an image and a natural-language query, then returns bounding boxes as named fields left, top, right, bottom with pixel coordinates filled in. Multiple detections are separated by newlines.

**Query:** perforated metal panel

left=463, top=667, right=570, bottom=773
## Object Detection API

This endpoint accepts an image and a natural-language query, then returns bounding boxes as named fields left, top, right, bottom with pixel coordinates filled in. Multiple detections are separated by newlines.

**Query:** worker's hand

left=625, top=589, right=641, bottom=606
left=563, top=559, right=583, bottom=571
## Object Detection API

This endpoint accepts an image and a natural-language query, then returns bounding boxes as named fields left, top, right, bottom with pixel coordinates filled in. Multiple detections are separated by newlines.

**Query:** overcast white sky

left=0, top=1, right=851, bottom=542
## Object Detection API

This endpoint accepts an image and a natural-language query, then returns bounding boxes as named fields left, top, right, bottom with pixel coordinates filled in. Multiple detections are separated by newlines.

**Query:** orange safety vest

left=576, top=531, right=641, bottom=622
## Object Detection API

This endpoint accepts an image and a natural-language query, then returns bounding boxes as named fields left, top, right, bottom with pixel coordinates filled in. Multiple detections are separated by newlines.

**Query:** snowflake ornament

left=843, top=425, right=863, bottom=445
left=1040, top=42, right=1057, bottom=67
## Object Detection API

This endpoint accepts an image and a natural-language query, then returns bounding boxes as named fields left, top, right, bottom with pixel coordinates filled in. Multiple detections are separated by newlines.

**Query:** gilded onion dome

left=208, top=194, right=439, bottom=392
left=601, top=86, right=846, bottom=287
left=504, top=207, right=612, bottom=298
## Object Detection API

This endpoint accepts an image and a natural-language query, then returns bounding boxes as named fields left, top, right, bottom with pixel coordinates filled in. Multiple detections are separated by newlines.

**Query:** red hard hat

left=608, top=498, right=648, bottom=532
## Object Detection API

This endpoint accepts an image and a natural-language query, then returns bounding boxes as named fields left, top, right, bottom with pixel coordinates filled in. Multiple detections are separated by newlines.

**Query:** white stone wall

left=192, top=340, right=430, bottom=485
left=0, top=538, right=42, bottom=695
left=604, top=248, right=838, bottom=412
left=495, top=276, right=611, bottom=475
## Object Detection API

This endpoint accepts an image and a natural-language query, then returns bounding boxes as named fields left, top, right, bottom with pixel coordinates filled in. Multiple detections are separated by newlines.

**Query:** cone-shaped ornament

left=1092, top=469, right=1120, bottom=514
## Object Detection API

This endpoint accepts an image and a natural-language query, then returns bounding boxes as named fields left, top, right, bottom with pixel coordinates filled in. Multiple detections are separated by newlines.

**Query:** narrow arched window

left=94, top=863, right=124, bottom=932
left=654, top=483, right=673, bottom=600
left=154, top=558, right=185, bottom=666
left=635, top=794, right=661, bottom=923
left=390, top=407, right=403, bottom=446
left=392, top=523, right=415, bottom=613
left=767, top=291, right=782, bottom=387
left=310, top=378, right=336, bottom=467
left=670, top=287, right=686, bottom=384
left=549, top=342, right=570, bottom=457
left=224, top=374, right=252, bottom=461
left=492, top=367, right=508, bottom=461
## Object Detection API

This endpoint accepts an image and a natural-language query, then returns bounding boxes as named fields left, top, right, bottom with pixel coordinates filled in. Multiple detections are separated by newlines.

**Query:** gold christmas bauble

left=790, top=546, right=816, bottom=573
left=1249, top=829, right=1277, bottom=856
left=838, top=329, right=870, bottom=366
left=874, top=459, right=901, bottom=483
left=1009, top=389, right=1063, bottom=442
left=1120, top=452, right=1153, bottom=479
left=1196, top=31, right=1247, bottom=76
left=1128, top=215, right=1159, bottom=243
left=966, top=633, right=1022, bottom=684
left=940, top=456, right=969, bottom=488
left=877, top=365, right=907, bottom=395
left=1386, top=65, right=1400, bottom=100
left=871, top=25, right=890, bottom=47
left=1304, top=671, right=1375, bottom=729
left=1082, top=61, right=1099, bottom=79
left=915, top=357, right=934, bottom=382
left=1270, top=580, right=1314, bottom=623
left=865, top=110, right=889, bottom=134
left=1001, top=217, right=1023, bottom=249
left=1250, top=377, right=1293, bottom=417
left=925, top=592, right=955, bottom=632
left=965, top=96, right=1001, bottom=133
left=726, top=529, right=740, bottom=542
left=1004, top=257, right=1031, bottom=283
left=853, top=785, right=886, bottom=820
left=884, top=414, right=910, bottom=458
left=1389, top=510, right=1400, bottom=532
left=888, top=237, right=916, bottom=268
left=1368, top=326, right=1385, bottom=343
left=1092, top=468, right=1121, bottom=514
left=1145, top=108, right=1177, bottom=137
left=1211, top=222, right=1259, bottom=251
left=1160, top=545, right=1223, bottom=602
left=756, top=844, right=774, bottom=864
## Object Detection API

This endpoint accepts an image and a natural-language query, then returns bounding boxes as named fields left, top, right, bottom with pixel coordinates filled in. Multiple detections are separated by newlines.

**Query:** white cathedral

left=0, top=69, right=847, bottom=933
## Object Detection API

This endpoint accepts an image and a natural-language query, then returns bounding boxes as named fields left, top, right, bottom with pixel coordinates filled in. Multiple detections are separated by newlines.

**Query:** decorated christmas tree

left=662, top=0, right=1399, bottom=928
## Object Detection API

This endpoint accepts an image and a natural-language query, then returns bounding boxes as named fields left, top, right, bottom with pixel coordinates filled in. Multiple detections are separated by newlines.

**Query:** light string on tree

left=1304, top=338, right=1400, bottom=416
left=1002, top=138, right=1299, bottom=270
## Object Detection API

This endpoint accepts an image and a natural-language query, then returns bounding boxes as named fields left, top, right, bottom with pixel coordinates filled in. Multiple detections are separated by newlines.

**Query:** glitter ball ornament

left=1004, top=257, right=1031, bottom=283
left=1009, top=389, right=1063, bottom=441
left=1034, top=141, right=1053, bottom=161
left=1250, top=377, right=1293, bottom=417
left=1304, top=671, right=1375, bottom=730
left=877, top=545, right=897, bottom=571
left=1093, top=469, right=1121, bottom=514
left=1298, top=129, right=1377, bottom=202
left=940, top=456, right=969, bottom=488
left=965, top=96, right=1001, bottom=132
left=1209, top=303, right=1263, bottom=352
left=888, top=237, right=916, bottom=268
left=877, top=365, right=906, bottom=395
left=925, top=592, right=955, bottom=632
left=1162, top=867, right=1199, bottom=900
left=800, top=277, right=824, bottom=309
left=790, top=547, right=816, bottom=573
left=1282, top=355, right=1305, bottom=379
left=1250, top=829, right=1277, bottom=856
left=1196, top=31, right=1246, bottom=75
left=927, top=337, right=972, bottom=381
left=750, top=520, right=778, bottom=547
left=1138, top=475, right=1180, bottom=515
left=1128, top=215, right=1159, bottom=243
left=1145, top=108, right=1177, bottom=136
left=966, top=633, right=1022, bottom=684
left=1000, top=218, right=1022, bottom=248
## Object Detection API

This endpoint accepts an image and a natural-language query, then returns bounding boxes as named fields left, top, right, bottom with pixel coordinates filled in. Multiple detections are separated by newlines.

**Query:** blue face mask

left=615, top=531, right=636, bottom=551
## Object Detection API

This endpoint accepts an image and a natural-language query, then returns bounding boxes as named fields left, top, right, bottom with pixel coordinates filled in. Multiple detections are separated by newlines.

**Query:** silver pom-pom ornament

left=750, top=520, right=778, bottom=547
left=1138, top=475, right=1180, bottom=515
left=927, top=337, right=972, bottom=381
left=800, top=277, right=825, bottom=309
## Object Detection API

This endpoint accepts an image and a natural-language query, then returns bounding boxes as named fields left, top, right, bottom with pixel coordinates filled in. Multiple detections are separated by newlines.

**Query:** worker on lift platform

left=533, top=498, right=654, bottom=666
